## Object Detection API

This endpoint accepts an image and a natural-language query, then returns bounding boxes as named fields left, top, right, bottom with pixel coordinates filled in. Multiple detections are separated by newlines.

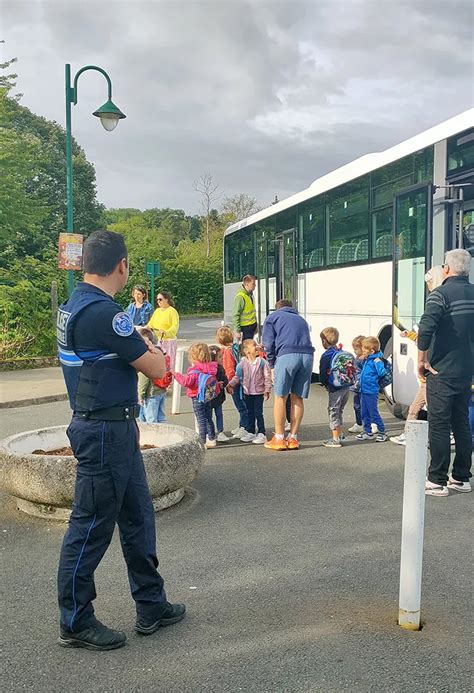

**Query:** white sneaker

left=348, top=423, right=363, bottom=433
left=447, top=476, right=471, bottom=493
left=232, top=427, right=247, bottom=439
left=240, top=432, right=256, bottom=442
left=216, top=432, right=230, bottom=442
left=425, top=480, right=449, bottom=497
left=390, top=434, right=406, bottom=446
left=231, top=426, right=241, bottom=435
left=252, top=433, right=267, bottom=444
left=205, top=438, right=217, bottom=449
left=284, top=422, right=291, bottom=432
left=371, top=423, right=378, bottom=434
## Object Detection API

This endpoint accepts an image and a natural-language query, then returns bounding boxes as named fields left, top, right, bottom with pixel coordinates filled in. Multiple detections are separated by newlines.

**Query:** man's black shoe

left=135, top=602, right=186, bottom=635
left=58, top=620, right=127, bottom=651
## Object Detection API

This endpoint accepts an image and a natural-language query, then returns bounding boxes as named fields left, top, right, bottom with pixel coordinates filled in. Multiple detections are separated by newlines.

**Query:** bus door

left=392, top=183, right=433, bottom=408
left=275, top=229, right=297, bottom=306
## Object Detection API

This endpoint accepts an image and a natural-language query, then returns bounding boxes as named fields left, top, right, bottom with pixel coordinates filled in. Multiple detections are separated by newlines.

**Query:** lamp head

left=93, top=99, right=126, bottom=131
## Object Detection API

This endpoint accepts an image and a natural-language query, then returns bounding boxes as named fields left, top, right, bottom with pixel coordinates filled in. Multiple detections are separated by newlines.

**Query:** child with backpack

left=172, top=342, right=219, bottom=449
left=227, top=339, right=272, bottom=444
left=209, top=345, right=230, bottom=442
left=137, top=327, right=168, bottom=423
left=319, top=326, right=355, bottom=448
left=216, top=325, right=249, bottom=439
left=348, top=335, right=365, bottom=433
left=355, top=336, right=388, bottom=443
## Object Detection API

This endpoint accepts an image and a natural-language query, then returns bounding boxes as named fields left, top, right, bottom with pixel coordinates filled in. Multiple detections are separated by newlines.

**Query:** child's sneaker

left=205, top=438, right=217, bottom=449
left=240, top=432, right=256, bottom=442
left=375, top=433, right=387, bottom=442
left=425, top=480, right=449, bottom=497
left=264, top=435, right=287, bottom=451
left=232, top=427, right=247, bottom=439
left=284, top=422, right=291, bottom=432
left=390, top=433, right=406, bottom=446
left=348, top=423, right=363, bottom=433
left=447, top=476, right=471, bottom=493
left=322, top=438, right=342, bottom=448
left=355, top=432, right=374, bottom=441
left=217, top=432, right=230, bottom=442
left=286, top=436, right=299, bottom=450
left=252, top=432, right=267, bottom=445
left=231, top=426, right=241, bottom=435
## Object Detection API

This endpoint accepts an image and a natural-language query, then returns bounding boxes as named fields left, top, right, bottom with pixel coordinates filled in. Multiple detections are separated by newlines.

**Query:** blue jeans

left=192, top=398, right=215, bottom=443
left=142, top=395, right=166, bottom=423
left=353, top=392, right=362, bottom=425
left=231, top=390, right=248, bottom=429
left=212, top=404, right=224, bottom=433
left=361, top=393, right=385, bottom=433
left=245, top=394, right=265, bottom=434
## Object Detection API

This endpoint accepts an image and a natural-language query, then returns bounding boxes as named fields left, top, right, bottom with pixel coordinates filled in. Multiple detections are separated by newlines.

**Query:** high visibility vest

left=237, top=290, right=256, bottom=327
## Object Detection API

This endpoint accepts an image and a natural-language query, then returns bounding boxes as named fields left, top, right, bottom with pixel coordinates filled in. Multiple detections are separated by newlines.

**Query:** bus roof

left=224, top=108, right=474, bottom=237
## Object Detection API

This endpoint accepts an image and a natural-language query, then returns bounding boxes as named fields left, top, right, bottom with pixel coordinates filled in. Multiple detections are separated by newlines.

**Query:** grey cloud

left=3, top=0, right=473, bottom=214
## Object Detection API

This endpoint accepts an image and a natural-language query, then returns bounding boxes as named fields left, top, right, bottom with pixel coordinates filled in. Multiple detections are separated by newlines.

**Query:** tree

left=193, top=173, right=220, bottom=257
left=220, top=193, right=261, bottom=223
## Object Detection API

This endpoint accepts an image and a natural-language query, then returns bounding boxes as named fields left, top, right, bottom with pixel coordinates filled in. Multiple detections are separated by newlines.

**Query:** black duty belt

left=75, top=405, right=141, bottom=421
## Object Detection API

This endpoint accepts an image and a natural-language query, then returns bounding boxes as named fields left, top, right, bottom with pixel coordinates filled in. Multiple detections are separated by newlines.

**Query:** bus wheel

left=382, top=337, right=408, bottom=420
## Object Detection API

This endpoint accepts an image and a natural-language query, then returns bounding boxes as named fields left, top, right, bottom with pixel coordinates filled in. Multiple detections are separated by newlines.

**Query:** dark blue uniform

left=57, top=282, right=166, bottom=633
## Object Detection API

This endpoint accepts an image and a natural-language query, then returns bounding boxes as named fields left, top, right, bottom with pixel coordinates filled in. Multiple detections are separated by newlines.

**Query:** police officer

left=57, top=230, right=185, bottom=650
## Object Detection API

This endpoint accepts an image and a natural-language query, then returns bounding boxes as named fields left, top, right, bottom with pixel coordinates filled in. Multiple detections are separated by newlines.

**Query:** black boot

left=58, top=619, right=126, bottom=650
left=135, top=602, right=186, bottom=635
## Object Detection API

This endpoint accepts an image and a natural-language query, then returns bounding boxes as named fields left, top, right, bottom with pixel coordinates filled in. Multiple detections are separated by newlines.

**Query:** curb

left=0, top=393, right=69, bottom=410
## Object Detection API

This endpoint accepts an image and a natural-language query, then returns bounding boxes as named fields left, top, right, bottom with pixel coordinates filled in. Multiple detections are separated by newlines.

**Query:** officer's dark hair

left=83, top=230, right=128, bottom=276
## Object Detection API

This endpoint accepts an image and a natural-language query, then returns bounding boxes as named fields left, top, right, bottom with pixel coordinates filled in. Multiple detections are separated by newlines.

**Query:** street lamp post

left=65, top=63, right=126, bottom=295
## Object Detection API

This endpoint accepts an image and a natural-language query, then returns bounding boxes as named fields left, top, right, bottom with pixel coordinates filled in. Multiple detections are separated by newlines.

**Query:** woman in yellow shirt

left=148, top=291, right=180, bottom=369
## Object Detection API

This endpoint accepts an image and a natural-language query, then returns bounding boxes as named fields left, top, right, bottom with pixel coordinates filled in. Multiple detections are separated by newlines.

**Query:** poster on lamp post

left=58, top=233, right=84, bottom=270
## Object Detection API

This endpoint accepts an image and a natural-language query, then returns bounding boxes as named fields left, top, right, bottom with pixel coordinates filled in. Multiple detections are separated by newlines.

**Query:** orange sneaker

left=286, top=437, right=299, bottom=450
left=264, top=435, right=287, bottom=451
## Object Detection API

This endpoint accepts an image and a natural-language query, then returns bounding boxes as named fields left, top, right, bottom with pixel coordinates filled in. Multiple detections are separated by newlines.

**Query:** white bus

left=223, top=109, right=474, bottom=416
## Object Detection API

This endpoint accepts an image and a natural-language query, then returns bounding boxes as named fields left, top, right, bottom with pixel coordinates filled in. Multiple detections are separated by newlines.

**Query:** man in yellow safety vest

left=232, top=274, right=257, bottom=341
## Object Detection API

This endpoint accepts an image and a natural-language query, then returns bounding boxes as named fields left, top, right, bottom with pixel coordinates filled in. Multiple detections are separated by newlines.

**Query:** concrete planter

left=0, top=424, right=205, bottom=520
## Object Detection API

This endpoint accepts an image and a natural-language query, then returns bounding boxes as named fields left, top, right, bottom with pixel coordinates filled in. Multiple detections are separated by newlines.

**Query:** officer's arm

left=131, top=350, right=166, bottom=379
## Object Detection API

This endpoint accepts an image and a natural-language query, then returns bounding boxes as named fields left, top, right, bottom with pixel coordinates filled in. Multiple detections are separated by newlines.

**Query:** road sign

left=145, top=260, right=161, bottom=308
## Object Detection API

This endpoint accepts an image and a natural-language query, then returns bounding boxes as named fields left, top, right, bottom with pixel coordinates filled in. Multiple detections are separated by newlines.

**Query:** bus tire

left=382, top=337, right=408, bottom=420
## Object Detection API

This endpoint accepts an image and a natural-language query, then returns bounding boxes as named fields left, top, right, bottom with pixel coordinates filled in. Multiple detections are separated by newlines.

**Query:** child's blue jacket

left=359, top=351, right=386, bottom=394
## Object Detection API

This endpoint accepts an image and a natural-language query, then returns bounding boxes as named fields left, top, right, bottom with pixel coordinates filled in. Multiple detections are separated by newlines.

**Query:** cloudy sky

left=3, top=0, right=473, bottom=214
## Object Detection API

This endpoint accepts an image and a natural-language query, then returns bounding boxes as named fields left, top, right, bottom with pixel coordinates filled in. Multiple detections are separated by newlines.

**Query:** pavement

left=1, top=388, right=472, bottom=692
left=0, top=317, right=223, bottom=408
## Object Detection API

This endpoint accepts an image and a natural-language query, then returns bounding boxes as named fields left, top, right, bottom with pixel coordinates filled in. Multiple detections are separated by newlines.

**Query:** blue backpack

left=328, top=349, right=356, bottom=389
left=378, top=357, right=393, bottom=389
left=190, top=370, right=220, bottom=403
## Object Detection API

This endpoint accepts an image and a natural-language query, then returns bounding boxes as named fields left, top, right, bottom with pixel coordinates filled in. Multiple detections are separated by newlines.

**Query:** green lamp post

left=65, top=64, right=126, bottom=295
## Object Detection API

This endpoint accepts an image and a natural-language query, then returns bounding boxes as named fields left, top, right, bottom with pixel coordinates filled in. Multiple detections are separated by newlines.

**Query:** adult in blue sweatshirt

left=359, top=348, right=386, bottom=436
left=262, top=300, right=314, bottom=446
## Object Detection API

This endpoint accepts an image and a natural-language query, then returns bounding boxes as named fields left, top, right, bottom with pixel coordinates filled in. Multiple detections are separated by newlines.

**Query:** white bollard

left=398, top=419, right=429, bottom=630
left=171, top=347, right=185, bottom=415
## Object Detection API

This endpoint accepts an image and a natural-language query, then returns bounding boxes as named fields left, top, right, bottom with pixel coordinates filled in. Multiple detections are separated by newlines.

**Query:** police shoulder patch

left=112, top=312, right=134, bottom=337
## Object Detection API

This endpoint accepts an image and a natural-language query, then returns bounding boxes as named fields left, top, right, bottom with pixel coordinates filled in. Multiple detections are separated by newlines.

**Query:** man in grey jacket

left=417, top=249, right=474, bottom=496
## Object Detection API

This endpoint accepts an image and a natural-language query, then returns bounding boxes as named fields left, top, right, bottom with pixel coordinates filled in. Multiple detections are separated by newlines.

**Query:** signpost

left=145, top=260, right=161, bottom=307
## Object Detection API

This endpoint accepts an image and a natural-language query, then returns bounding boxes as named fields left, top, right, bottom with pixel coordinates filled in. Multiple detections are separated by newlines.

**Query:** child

left=319, top=327, right=350, bottom=448
left=172, top=342, right=218, bottom=449
left=356, top=336, right=387, bottom=442
left=348, top=335, right=365, bottom=433
left=209, top=345, right=230, bottom=442
left=137, top=328, right=167, bottom=423
left=216, top=325, right=248, bottom=439
left=228, top=339, right=272, bottom=444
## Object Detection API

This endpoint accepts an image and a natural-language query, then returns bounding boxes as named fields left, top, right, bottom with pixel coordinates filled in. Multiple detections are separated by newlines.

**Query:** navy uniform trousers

left=58, top=417, right=166, bottom=632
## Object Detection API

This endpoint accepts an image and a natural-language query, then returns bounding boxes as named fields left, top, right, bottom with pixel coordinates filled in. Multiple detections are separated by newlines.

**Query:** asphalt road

left=1, top=390, right=472, bottom=692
